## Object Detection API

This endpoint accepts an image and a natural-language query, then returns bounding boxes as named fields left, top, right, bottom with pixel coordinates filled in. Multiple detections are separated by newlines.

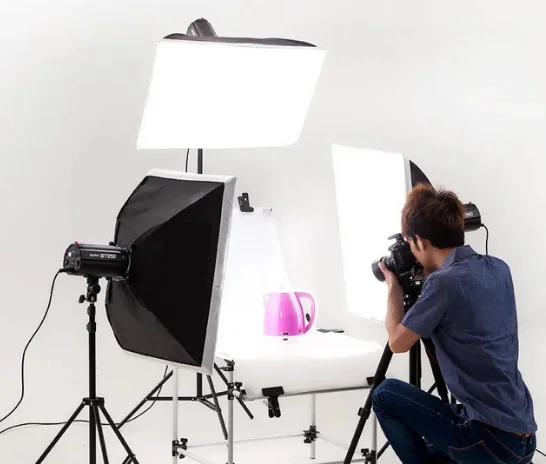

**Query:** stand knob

left=79, top=295, right=86, bottom=304
left=361, top=448, right=376, bottom=464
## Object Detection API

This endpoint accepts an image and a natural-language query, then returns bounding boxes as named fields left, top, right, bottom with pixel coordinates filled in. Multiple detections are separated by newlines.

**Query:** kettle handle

left=295, top=292, right=316, bottom=334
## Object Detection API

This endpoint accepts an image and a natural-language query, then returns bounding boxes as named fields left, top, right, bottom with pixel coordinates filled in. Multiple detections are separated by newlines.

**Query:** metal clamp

left=303, top=425, right=318, bottom=444
left=262, top=386, right=284, bottom=418
left=362, top=448, right=377, bottom=464
left=237, top=192, right=254, bottom=212
left=172, top=438, right=188, bottom=459
left=227, top=382, right=244, bottom=400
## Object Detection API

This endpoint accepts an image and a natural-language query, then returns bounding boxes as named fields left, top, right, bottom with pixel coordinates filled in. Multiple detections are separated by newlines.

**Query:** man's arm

left=384, top=284, right=420, bottom=353
left=379, top=262, right=449, bottom=350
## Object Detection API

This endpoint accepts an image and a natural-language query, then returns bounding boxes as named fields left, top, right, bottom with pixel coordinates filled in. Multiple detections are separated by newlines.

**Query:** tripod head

left=78, top=276, right=101, bottom=305
left=403, top=283, right=423, bottom=312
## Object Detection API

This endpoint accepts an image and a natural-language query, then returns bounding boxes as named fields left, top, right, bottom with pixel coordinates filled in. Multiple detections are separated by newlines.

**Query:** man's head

left=401, top=183, right=465, bottom=273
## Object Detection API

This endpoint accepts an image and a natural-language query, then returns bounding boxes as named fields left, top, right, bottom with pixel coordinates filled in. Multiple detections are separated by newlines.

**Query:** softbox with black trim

left=104, top=169, right=236, bottom=375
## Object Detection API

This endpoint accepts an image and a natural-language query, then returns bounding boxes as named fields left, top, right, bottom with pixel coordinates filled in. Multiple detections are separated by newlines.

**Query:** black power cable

left=0, top=269, right=65, bottom=426
left=482, top=224, right=489, bottom=255
left=0, top=366, right=168, bottom=436
left=0, top=269, right=167, bottom=437
left=185, top=148, right=191, bottom=172
left=115, top=365, right=169, bottom=425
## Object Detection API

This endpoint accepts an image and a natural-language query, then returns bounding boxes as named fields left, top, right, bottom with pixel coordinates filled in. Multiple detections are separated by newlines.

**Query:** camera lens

left=372, top=257, right=387, bottom=282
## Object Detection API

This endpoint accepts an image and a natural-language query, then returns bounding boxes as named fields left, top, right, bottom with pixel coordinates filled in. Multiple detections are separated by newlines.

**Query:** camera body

left=371, top=234, right=424, bottom=296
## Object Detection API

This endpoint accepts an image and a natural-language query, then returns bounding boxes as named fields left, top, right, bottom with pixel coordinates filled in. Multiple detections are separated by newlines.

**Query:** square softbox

left=105, top=169, right=236, bottom=375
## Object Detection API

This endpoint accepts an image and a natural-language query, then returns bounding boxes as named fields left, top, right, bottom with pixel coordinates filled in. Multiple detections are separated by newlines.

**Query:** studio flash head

left=63, top=242, right=130, bottom=279
left=463, top=202, right=482, bottom=232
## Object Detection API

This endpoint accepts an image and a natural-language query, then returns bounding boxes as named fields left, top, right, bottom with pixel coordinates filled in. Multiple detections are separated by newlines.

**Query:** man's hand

left=378, top=262, right=420, bottom=353
left=415, top=268, right=430, bottom=279
left=378, top=262, right=403, bottom=297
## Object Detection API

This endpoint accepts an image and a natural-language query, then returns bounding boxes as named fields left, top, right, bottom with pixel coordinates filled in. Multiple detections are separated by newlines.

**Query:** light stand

left=33, top=171, right=235, bottom=463
left=343, top=293, right=450, bottom=464
left=193, top=146, right=210, bottom=425
left=36, top=277, right=140, bottom=464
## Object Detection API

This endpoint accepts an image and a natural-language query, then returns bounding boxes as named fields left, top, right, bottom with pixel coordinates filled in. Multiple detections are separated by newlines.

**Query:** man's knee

left=372, top=378, right=408, bottom=413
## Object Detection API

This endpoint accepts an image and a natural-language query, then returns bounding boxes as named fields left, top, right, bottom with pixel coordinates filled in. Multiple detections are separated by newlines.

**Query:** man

left=373, top=184, right=537, bottom=464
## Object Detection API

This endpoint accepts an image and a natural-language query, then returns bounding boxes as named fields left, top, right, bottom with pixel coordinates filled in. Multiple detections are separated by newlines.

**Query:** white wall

left=1, top=1, right=545, bottom=463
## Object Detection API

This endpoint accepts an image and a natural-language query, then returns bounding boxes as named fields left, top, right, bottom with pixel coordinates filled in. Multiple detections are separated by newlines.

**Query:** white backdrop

left=1, top=1, right=546, bottom=463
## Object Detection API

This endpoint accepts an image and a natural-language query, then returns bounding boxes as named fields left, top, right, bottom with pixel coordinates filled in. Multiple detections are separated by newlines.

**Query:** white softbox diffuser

left=137, top=36, right=326, bottom=149
left=332, top=144, right=411, bottom=324
left=105, top=169, right=236, bottom=375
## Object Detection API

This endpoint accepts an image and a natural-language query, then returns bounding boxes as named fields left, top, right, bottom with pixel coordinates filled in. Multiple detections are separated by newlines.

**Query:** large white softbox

left=137, top=35, right=326, bottom=150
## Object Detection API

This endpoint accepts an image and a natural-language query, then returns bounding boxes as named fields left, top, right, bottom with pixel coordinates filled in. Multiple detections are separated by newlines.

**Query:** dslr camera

left=371, top=202, right=482, bottom=296
left=371, top=234, right=423, bottom=296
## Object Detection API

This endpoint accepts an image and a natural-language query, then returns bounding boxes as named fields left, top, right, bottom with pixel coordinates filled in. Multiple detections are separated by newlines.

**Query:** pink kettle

left=263, top=291, right=316, bottom=337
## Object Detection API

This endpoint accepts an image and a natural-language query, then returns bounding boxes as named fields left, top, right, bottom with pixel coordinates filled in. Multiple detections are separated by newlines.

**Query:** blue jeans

left=372, top=378, right=536, bottom=464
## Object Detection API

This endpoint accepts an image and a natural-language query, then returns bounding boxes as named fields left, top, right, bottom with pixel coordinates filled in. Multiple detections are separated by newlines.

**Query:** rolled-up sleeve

left=401, top=275, right=450, bottom=338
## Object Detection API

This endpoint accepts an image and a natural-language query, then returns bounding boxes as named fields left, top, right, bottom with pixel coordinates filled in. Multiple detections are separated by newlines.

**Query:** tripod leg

left=93, top=404, right=110, bottom=464
left=97, top=402, right=140, bottom=464
left=35, top=401, right=86, bottom=463
left=197, top=373, right=203, bottom=397
left=206, top=375, right=228, bottom=440
left=372, top=409, right=378, bottom=459
left=377, top=442, right=390, bottom=459
left=214, top=363, right=254, bottom=420
left=90, top=406, right=96, bottom=464
left=409, top=340, right=422, bottom=388
left=36, top=403, right=85, bottom=462
left=118, top=370, right=173, bottom=429
left=235, top=396, right=254, bottom=419
left=422, top=338, right=449, bottom=403
left=430, top=363, right=449, bottom=403
left=344, top=342, right=393, bottom=464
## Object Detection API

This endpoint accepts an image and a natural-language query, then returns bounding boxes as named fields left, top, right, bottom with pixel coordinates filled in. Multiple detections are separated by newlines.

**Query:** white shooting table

left=170, top=330, right=402, bottom=464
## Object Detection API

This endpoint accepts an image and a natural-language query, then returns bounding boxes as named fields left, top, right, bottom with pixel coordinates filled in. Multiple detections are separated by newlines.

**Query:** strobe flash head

left=464, top=202, right=482, bottom=232
left=186, top=18, right=217, bottom=37
left=63, top=242, right=130, bottom=279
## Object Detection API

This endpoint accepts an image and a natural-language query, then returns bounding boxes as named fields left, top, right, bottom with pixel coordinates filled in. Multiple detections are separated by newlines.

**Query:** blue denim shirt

left=401, top=245, right=536, bottom=433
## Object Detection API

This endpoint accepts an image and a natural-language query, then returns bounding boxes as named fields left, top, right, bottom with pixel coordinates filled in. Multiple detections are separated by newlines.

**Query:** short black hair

left=401, top=183, right=465, bottom=249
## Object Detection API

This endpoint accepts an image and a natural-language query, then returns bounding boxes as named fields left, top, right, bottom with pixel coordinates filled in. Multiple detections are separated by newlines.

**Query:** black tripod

left=35, top=277, right=140, bottom=464
left=344, top=293, right=450, bottom=464
left=118, top=363, right=254, bottom=438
